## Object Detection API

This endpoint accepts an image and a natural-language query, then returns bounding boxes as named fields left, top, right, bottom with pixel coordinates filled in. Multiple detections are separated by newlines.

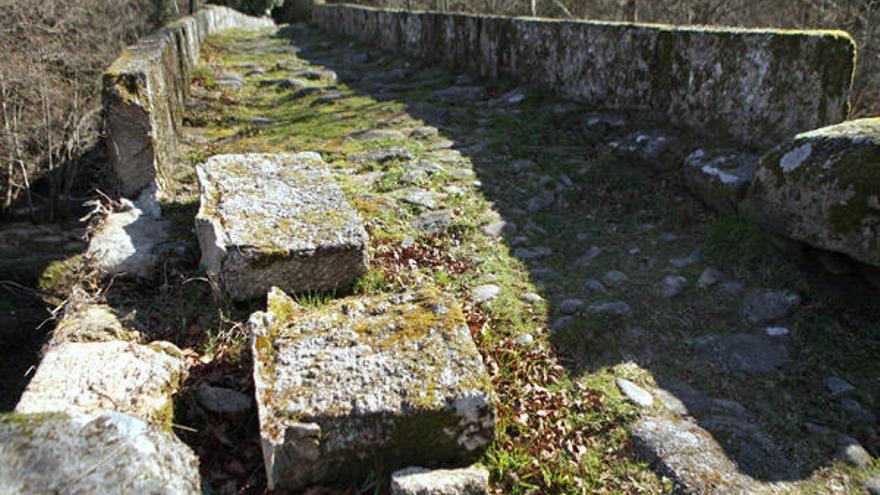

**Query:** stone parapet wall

left=103, top=5, right=274, bottom=198
left=314, top=4, right=856, bottom=150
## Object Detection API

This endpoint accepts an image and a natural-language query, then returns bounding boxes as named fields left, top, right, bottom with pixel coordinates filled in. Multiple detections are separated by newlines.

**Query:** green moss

left=38, top=255, right=82, bottom=294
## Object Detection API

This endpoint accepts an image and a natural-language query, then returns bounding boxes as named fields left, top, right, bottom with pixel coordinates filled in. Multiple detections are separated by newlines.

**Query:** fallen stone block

left=251, top=288, right=495, bottom=490
left=85, top=200, right=177, bottom=280
left=743, top=118, right=880, bottom=268
left=196, top=153, right=369, bottom=301
left=16, top=341, right=185, bottom=425
left=683, top=147, right=758, bottom=213
left=0, top=412, right=200, bottom=494
left=391, top=465, right=489, bottom=495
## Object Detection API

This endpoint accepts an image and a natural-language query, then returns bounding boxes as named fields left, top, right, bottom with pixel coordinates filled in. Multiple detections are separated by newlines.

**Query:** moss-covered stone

left=742, top=118, right=880, bottom=267
left=250, top=287, right=495, bottom=490
left=196, top=153, right=369, bottom=301
left=313, top=4, right=855, bottom=150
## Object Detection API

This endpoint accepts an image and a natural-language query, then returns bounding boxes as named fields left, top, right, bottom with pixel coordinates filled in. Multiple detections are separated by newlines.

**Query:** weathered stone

left=631, top=416, right=764, bottom=494
left=613, top=132, right=683, bottom=171
left=471, top=284, right=500, bottom=303
left=16, top=341, right=184, bottom=425
left=194, top=384, right=252, bottom=415
left=346, top=129, right=407, bottom=142
left=826, top=376, right=856, bottom=397
left=867, top=476, right=880, bottom=495
left=315, top=5, right=855, bottom=149
left=740, top=289, right=800, bottom=324
left=558, top=298, right=585, bottom=315
left=694, top=333, right=789, bottom=374
left=683, top=148, right=758, bottom=212
left=350, top=146, right=413, bottom=164
left=840, top=398, right=877, bottom=423
left=431, top=86, right=485, bottom=102
left=413, top=209, right=454, bottom=234
left=390, top=465, right=489, bottom=495
left=586, top=301, right=633, bottom=318
left=104, top=5, right=274, bottom=197
left=836, top=434, right=872, bottom=467
left=513, top=246, right=552, bottom=260
left=196, top=153, right=368, bottom=301
left=251, top=288, right=495, bottom=490
left=698, top=267, right=724, bottom=288
left=743, top=118, right=880, bottom=267
left=47, top=300, right=137, bottom=348
left=602, top=270, right=629, bottom=287
left=616, top=378, right=653, bottom=408
left=660, top=275, right=687, bottom=298
left=293, top=68, right=337, bottom=82
left=0, top=412, right=200, bottom=494
left=85, top=200, right=173, bottom=280
left=520, top=292, right=543, bottom=304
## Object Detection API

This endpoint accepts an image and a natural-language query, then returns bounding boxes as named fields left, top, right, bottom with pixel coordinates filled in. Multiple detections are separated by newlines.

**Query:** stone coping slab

left=250, top=287, right=495, bottom=490
left=196, top=153, right=369, bottom=301
left=0, top=412, right=200, bottom=494
left=16, top=341, right=185, bottom=425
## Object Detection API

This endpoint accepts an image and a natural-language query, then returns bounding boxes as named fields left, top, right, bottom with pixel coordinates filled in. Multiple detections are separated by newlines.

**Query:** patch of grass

left=703, top=213, right=778, bottom=271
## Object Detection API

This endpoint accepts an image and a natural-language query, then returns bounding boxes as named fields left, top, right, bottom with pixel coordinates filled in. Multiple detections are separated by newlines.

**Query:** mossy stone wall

left=314, top=4, right=856, bottom=151
left=103, top=5, right=274, bottom=198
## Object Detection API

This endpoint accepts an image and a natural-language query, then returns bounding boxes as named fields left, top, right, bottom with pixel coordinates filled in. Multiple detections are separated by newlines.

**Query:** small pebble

left=766, top=327, right=790, bottom=337
left=698, top=267, right=724, bottom=288
left=520, top=292, right=543, bottom=304
left=826, top=376, right=856, bottom=397
left=616, top=378, right=654, bottom=408
left=515, top=333, right=535, bottom=346
left=471, top=284, right=500, bottom=303
left=558, top=299, right=585, bottom=315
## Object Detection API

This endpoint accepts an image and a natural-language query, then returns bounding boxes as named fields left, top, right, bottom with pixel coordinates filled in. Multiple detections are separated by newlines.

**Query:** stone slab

left=0, top=412, right=200, bottom=494
left=251, top=288, right=495, bottom=490
left=315, top=4, right=855, bottom=149
left=196, top=153, right=369, bottom=301
left=16, top=341, right=185, bottom=425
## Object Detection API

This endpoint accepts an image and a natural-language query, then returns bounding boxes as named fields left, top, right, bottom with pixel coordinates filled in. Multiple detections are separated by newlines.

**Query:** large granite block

left=250, top=288, right=495, bottom=490
left=743, top=118, right=880, bottom=268
left=196, top=153, right=369, bottom=301
left=16, top=341, right=185, bottom=425
left=0, top=412, right=200, bottom=494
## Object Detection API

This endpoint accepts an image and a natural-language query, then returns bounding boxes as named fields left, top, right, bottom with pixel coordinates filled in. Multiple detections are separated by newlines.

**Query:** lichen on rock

left=0, top=411, right=201, bottom=494
left=15, top=340, right=185, bottom=426
left=196, top=153, right=369, bottom=301
left=250, top=287, right=495, bottom=490
left=742, top=117, right=880, bottom=268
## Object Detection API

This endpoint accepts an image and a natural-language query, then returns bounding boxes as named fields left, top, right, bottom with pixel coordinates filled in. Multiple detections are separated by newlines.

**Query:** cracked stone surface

left=251, top=288, right=495, bottom=490
left=0, top=412, right=201, bottom=494
left=196, top=153, right=369, bottom=300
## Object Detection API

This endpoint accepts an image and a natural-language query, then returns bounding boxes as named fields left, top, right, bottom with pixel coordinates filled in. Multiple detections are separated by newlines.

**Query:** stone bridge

left=2, top=3, right=879, bottom=495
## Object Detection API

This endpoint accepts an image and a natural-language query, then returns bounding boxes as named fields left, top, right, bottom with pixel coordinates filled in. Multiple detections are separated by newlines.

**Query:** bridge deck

left=101, top=23, right=878, bottom=494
